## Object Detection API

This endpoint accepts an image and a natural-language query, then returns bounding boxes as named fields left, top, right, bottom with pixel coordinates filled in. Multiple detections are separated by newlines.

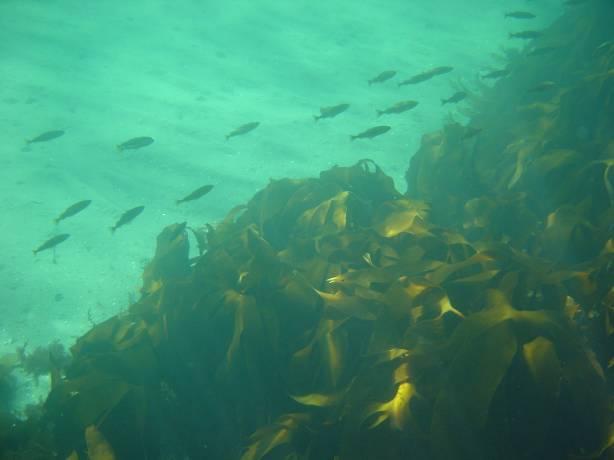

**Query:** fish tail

left=116, top=145, right=122, bottom=153
left=368, top=80, right=372, bottom=86
left=110, top=226, right=116, bottom=234
left=376, top=110, right=382, bottom=118
left=225, top=135, right=230, bottom=141
left=350, top=135, right=356, bottom=141
left=32, top=249, right=37, bottom=255
left=508, top=33, right=514, bottom=38
left=53, top=218, right=59, bottom=225
left=176, top=200, right=182, bottom=205
left=441, top=99, right=446, bottom=105
left=313, top=115, right=319, bottom=122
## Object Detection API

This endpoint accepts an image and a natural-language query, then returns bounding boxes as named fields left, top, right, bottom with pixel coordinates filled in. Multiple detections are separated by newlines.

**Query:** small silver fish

left=26, top=130, right=65, bottom=144
left=528, top=81, right=556, bottom=92
left=504, top=11, right=536, bottom=19
left=368, top=70, right=397, bottom=86
left=117, top=136, right=154, bottom=152
left=111, top=206, right=144, bottom=233
left=509, top=30, right=542, bottom=40
left=33, top=234, right=70, bottom=255
left=376, top=100, right=418, bottom=117
left=54, top=200, right=92, bottom=224
left=176, top=185, right=214, bottom=205
left=314, top=104, right=350, bottom=122
left=350, top=125, right=391, bottom=141
left=225, top=122, right=260, bottom=140
left=482, top=69, right=510, bottom=79
left=398, top=66, right=453, bottom=86
left=441, top=91, right=467, bottom=105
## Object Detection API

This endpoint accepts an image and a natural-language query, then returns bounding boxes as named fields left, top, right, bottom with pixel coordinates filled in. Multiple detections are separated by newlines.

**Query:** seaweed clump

left=0, top=156, right=611, bottom=459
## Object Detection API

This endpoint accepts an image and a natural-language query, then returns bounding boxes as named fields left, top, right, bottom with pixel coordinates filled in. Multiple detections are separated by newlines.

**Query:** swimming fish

left=441, top=91, right=467, bottom=105
left=482, top=69, right=510, bottom=79
left=117, top=136, right=154, bottom=152
left=176, top=184, right=214, bottom=205
left=368, top=70, right=397, bottom=86
left=26, top=130, right=65, bottom=144
left=509, top=30, right=542, bottom=40
left=225, top=122, right=260, bottom=140
left=54, top=200, right=92, bottom=224
left=504, top=11, right=536, bottom=19
left=376, top=100, right=418, bottom=117
left=528, top=81, right=556, bottom=92
left=314, top=104, right=350, bottom=122
left=398, top=66, right=453, bottom=86
left=350, top=125, right=391, bottom=141
left=110, top=205, right=144, bottom=233
left=33, top=234, right=70, bottom=255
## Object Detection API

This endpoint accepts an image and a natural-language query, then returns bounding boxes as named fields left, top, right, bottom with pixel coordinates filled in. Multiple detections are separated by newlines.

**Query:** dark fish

left=462, top=126, right=483, bottom=140
left=54, top=199, right=92, bottom=224
left=33, top=234, right=70, bottom=255
left=509, top=30, right=542, bottom=40
left=225, top=122, right=260, bottom=140
left=110, top=205, right=144, bottom=233
left=441, top=91, right=467, bottom=105
left=429, top=66, right=454, bottom=77
left=368, top=70, right=397, bottom=86
left=176, top=184, right=214, bottom=205
left=376, top=100, right=418, bottom=117
left=528, top=81, right=556, bottom=92
left=504, top=11, right=536, bottom=19
left=482, top=69, right=510, bottom=79
left=398, top=66, right=453, bottom=86
left=314, top=104, right=350, bottom=122
left=117, top=136, right=154, bottom=152
left=26, top=130, right=64, bottom=144
left=350, top=125, right=391, bottom=141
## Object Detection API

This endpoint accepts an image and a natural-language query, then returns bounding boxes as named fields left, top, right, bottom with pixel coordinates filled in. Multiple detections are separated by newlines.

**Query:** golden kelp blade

left=241, top=414, right=309, bottom=460
left=373, top=199, right=430, bottom=238
left=315, top=288, right=378, bottom=321
left=85, top=425, right=116, bottom=460
left=297, top=191, right=350, bottom=237
left=362, top=379, right=420, bottom=431
left=290, top=390, right=345, bottom=407
left=522, top=337, right=562, bottom=398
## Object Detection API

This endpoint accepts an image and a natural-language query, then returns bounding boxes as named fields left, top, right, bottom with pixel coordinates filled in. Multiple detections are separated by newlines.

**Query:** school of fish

left=28, top=8, right=545, bottom=257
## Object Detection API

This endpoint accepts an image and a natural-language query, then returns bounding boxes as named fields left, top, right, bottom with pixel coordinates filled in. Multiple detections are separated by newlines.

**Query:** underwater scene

left=1, top=0, right=613, bottom=458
